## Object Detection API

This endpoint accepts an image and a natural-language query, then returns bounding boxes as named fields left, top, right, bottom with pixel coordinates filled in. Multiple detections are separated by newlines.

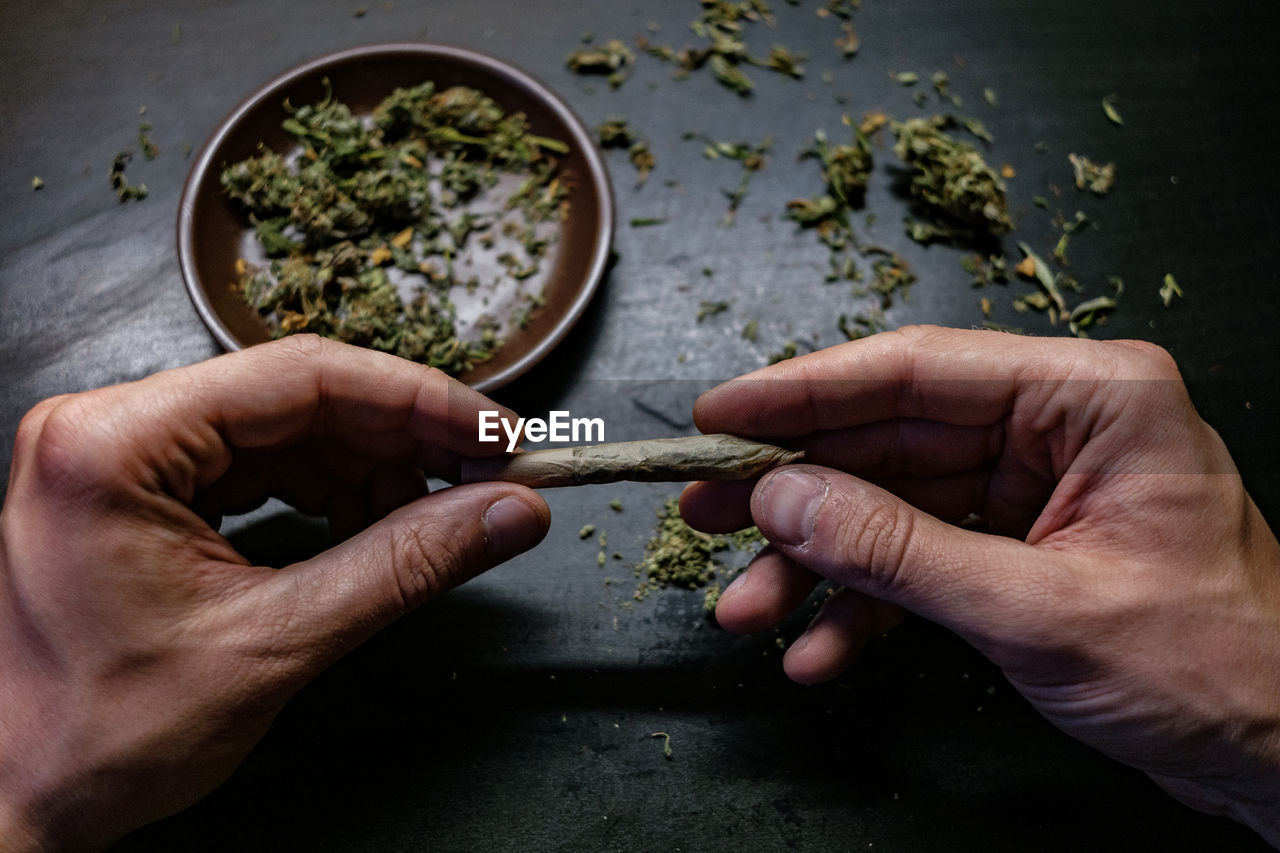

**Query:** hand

left=0, top=336, right=550, bottom=851
left=680, top=325, right=1280, bottom=843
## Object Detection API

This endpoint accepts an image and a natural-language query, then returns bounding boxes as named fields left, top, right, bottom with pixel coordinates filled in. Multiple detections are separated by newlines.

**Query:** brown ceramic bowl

left=177, top=43, right=613, bottom=392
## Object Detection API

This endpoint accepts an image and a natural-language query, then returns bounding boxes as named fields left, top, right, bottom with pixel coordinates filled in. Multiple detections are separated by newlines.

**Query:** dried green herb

left=710, top=53, right=755, bottom=95
left=835, top=22, right=859, bottom=57
left=596, top=117, right=636, bottom=148
left=651, top=731, right=674, bottom=760
left=633, top=498, right=765, bottom=603
left=31, top=176, right=44, bottom=191
left=961, top=253, right=1009, bottom=288
left=609, top=499, right=624, bottom=512
left=697, top=300, right=731, bottom=321
left=579, top=524, right=597, bottom=540
left=983, top=87, right=998, bottom=107
left=1052, top=210, right=1092, bottom=266
left=741, top=319, right=759, bottom=341
left=566, top=39, right=635, bottom=88
left=628, top=141, right=656, bottom=185
left=1160, top=273, right=1183, bottom=307
left=1014, top=241, right=1067, bottom=320
left=837, top=304, right=886, bottom=340
left=769, top=341, right=799, bottom=363
left=596, top=118, right=655, bottom=185
left=138, top=122, right=159, bottom=160
left=630, top=216, right=667, bottom=227
left=982, top=320, right=1027, bottom=334
left=891, top=71, right=920, bottom=86
left=689, top=133, right=772, bottom=224
left=633, top=0, right=804, bottom=96
left=891, top=116, right=1013, bottom=242
left=1102, top=94, right=1124, bottom=126
left=1068, top=153, right=1116, bottom=195
left=221, top=79, right=568, bottom=375
left=750, top=45, right=807, bottom=79
left=109, top=151, right=148, bottom=201
left=1068, top=295, right=1116, bottom=337
left=801, top=124, right=873, bottom=208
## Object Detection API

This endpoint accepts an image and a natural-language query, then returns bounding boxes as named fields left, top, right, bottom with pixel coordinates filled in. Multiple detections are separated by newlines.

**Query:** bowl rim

left=176, top=41, right=614, bottom=393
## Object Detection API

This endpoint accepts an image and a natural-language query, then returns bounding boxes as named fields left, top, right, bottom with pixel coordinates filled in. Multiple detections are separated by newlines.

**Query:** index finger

left=693, top=325, right=1144, bottom=439
left=69, top=336, right=515, bottom=493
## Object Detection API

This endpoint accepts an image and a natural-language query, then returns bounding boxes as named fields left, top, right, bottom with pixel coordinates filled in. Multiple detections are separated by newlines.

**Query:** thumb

left=259, top=482, right=549, bottom=675
left=751, top=465, right=1048, bottom=642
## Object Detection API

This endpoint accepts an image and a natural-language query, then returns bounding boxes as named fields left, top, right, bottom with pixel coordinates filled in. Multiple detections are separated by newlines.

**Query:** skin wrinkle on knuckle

left=829, top=490, right=914, bottom=594
left=387, top=520, right=454, bottom=612
left=25, top=396, right=120, bottom=497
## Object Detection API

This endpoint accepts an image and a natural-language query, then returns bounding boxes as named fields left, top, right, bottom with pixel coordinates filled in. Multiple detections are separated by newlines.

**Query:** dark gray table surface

left=2, top=1, right=1277, bottom=850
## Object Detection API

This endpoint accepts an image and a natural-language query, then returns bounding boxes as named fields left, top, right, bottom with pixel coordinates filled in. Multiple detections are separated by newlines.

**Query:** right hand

left=680, top=326, right=1280, bottom=843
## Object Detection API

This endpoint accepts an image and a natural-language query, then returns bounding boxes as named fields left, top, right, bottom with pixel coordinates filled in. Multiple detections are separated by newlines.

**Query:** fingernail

left=759, top=469, right=826, bottom=547
left=483, top=496, right=542, bottom=561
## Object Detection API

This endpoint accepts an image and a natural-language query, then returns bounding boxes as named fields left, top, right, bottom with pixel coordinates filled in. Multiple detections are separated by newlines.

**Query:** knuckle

left=21, top=395, right=109, bottom=492
left=1105, top=339, right=1181, bottom=380
left=386, top=521, right=454, bottom=611
left=837, top=496, right=915, bottom=593
left=887, top=323, right=945, bottom=347
left=266, top=332, right=331, bottom=362
left=12, top=395, right=69, bottom=456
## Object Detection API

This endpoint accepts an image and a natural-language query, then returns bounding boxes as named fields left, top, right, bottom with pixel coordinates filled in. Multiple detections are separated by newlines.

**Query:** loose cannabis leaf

left=566, top=39, right=636, bottom=88
left=110, top=151, right=148, bottom=201
left=1102, top=94, right=1124, bottom=126
left=1068, top=153, right=1116, bottom=195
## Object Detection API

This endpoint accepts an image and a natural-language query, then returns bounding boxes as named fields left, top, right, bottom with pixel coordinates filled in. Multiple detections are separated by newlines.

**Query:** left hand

left=0, top=336, right=550, bottom=850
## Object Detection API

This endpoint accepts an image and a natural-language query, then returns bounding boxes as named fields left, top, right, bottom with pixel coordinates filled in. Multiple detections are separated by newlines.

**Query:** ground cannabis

left=1160, top=273, right=1183, bottom=307
left=1068, top=153, right=1116, bottom=195
left=768, top=341, right=799, bottom=363
left=1102, top=94, right=1124, bottom=126
left=891, top=115, right=1013, bottom=243
left=633, top=498, right=765, bottom=605
left=697, top=300, right=731, bottom=321
left=687, top=133, right=773, bottom=224
left=565, top=39, right=635, bottom=89
left=109, top=151, right=148, bottom=201
left=138, top=122, right=159, bottom=160
left=837, top=305, right=887, bottom=340
left=221, top=78, right=568, bottom=375
left=1067, top=295, right=1116, bottom=336
left=650, top=731, right=674, bottom=760
left=596, top=118, right=655, bottom=185
left=631, top=0, right=808, bottom=96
